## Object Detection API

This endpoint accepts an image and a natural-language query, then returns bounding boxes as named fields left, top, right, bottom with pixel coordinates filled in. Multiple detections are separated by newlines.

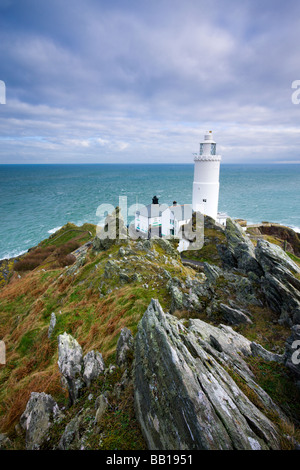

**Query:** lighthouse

left=192, top=131, right=221, bottom=221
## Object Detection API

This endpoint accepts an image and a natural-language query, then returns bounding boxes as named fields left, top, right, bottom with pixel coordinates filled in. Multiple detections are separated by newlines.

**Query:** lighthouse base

left=192, top=181, right=220, bottom=221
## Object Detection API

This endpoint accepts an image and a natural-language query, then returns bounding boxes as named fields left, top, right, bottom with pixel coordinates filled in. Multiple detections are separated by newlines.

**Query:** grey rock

left=135, top=239, right=153, bottom=252
left=58, top=415, right=82, bottom=450
left=119, top=271, right=132, bottom=284
left=93, top=207, right=128, bottom=251
left=83, top=350, right=105, bottom=387
left=225, top=218, right=263, bottom=276
left=188, top=319, right=253, bottom=363
left=20, top=392, right=60, bottom=450
left=262, top=273, right=300, bottom=325
left=65, top=254, right=86, bottom=276
left=217, top=243, right=236, bottom=269
left=0, top=433, right=11, bottom=450
left=255, top=239, right=300, bottom=275
left=183, top=291, right=201, bottom=311
left=58, top=332, right=84, bottom=406
left=233, top=276, right=262, bottom=307
left=169, top=285, right=184, bottom=313
left=95, top=394, right=109, bottom=424
left=204, top=214, right=226, bottom=232
left=256, top=240, right=300, bottom=325
left=219, top=303, right=252, bottom=325
left=116, top=328, right=134, bottom=367
left=188, top=319, right=287, bottom=420
left=134, top=299, right=281, bottom=450
left=133, top=272, right=143, bottom=282
left=250, top=342, right=285, bottom=364
left=48, top=312, right=56, bottom=339
left=154, top=238, right=177, bottom=256
left=104, top=259, right=120, bottom=279
left=163, top=269, right=172, bottom=281
left=118, top=246, right=126, bottom=257
left=203, top=262, right=222, bottom=283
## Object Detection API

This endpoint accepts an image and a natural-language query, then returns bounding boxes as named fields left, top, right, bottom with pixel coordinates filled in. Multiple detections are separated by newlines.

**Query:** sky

left=0, top=0, right=300, bottom=164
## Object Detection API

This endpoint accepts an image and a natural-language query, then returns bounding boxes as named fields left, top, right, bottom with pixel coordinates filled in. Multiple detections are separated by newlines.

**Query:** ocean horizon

left=0, top=163, right=299, bottom=260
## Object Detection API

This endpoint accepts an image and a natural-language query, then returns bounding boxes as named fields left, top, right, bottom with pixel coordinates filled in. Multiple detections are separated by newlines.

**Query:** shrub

left=56, top=254, right=76, bottom=268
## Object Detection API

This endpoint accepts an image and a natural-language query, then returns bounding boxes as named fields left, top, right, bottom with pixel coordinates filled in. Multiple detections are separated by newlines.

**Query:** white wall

left=192, top=159, right=221, bottom=220
left=135, top=214, right=149, bottom=234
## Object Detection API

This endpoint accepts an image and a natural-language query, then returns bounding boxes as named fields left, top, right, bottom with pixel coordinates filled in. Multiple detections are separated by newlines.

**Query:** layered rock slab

left=134, top=299, right=281, bottom=450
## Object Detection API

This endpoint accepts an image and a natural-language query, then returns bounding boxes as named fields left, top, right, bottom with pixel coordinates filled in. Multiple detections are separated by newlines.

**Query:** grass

left=40, top=365, right=146, bottom=451
left=226, top=360, right=300, bottom=449
left=287, top=251, right=300, bottom=267
left=181, top=227, right=226, bottom=266
left=0, top=224, right=299, bottom=449
left=0, top=235, right=183, bottom=440
left=236, top=304, right=290, bottom=352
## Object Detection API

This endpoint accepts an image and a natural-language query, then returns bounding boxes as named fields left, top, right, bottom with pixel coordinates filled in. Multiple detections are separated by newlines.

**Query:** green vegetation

left=287, top=251, right=300, bottom=267
left=0, top=234, right=192, bottom=441
left=181, top=227, right=226, bottom=266
left=247, top=357, right=300, bottom=424
left=40, top=223, right=96, bottom=248
left=0, top=220, right=299, bottom=450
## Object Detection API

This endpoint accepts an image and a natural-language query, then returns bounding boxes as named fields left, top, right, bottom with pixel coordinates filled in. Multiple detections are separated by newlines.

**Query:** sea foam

left=48, top=226, right=62, bottom=234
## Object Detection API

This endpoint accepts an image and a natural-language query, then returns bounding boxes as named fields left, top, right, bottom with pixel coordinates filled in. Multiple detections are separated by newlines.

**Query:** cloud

left=0, top=0, right=300, bottom=163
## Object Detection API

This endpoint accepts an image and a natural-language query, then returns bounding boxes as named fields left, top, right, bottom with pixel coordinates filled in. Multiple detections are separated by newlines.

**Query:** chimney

left=152, top=195, right=159, bottom=205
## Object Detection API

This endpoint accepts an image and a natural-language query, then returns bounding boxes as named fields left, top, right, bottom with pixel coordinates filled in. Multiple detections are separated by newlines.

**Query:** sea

left=0, top=163, right=299, bottom=260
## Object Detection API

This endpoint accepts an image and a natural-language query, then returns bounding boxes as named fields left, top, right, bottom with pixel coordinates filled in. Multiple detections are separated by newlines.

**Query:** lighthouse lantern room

left=192, top=131, right=221, bottom=221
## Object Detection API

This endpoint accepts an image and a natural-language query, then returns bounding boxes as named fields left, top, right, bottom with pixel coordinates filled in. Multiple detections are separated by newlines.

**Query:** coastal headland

left=0, top=212, right=300, bottom=450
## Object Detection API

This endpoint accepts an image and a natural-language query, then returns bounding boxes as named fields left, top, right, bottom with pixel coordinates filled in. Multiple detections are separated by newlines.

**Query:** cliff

left=0, top=213, right=300, bottom=450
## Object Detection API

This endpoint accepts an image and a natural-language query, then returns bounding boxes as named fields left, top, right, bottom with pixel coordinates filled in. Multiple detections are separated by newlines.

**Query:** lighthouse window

left=200, top=143, right=203, bottom=155
left=211, top=143, right=216, bottom=155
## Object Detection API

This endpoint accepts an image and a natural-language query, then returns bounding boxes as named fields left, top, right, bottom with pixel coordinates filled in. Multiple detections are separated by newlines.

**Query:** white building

left=134, top=197, right=191, bottom=238
left=162, top=203, right=192, bottom=238
left=192, top=131, right=221, bottom=221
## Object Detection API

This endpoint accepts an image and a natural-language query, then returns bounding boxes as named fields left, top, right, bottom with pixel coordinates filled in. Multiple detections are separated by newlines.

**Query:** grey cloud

left=0, top=0, right=300, bottom=163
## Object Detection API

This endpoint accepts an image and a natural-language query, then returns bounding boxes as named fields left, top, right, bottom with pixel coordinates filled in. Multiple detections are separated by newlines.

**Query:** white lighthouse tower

left=192, top=131, right=221, bottom=221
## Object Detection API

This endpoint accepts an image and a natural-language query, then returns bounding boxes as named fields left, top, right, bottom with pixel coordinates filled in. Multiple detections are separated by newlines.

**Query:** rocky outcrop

left=248, top=223, right=300, bottom=257
left=251, top=341, right=284, bottom=364
left=48, top=312, right=56, bottom=338
left=255, top=239, right=300, bottom=276
left=93, top=207, right=127, bottom=251
left=250, top=342, right=285, bottom=364
left=83, top=350, right=105, bottom=387
left=116, top=327, right=134, bottom=368
left=65, top=254, right=86, bottom=276
left=20, top=392, right=61, bottom=450
left=219, top=303, right=252, bottom=325
left=58, top=333, right=105, bottom=405
left=203, top=262, right=222, bottom=283
left=255, top=240, right=300, bottom=325
left=58, top=415, right=82, bottom=450
left=0, top=433, right=11, bottom=450
left=224, top=218, right=263, bottom=276
left=94, top=393, right=109, bottom=425
left=134, top=299, right=282, bottom=450
left=58, top=333, right=84, bottom=405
